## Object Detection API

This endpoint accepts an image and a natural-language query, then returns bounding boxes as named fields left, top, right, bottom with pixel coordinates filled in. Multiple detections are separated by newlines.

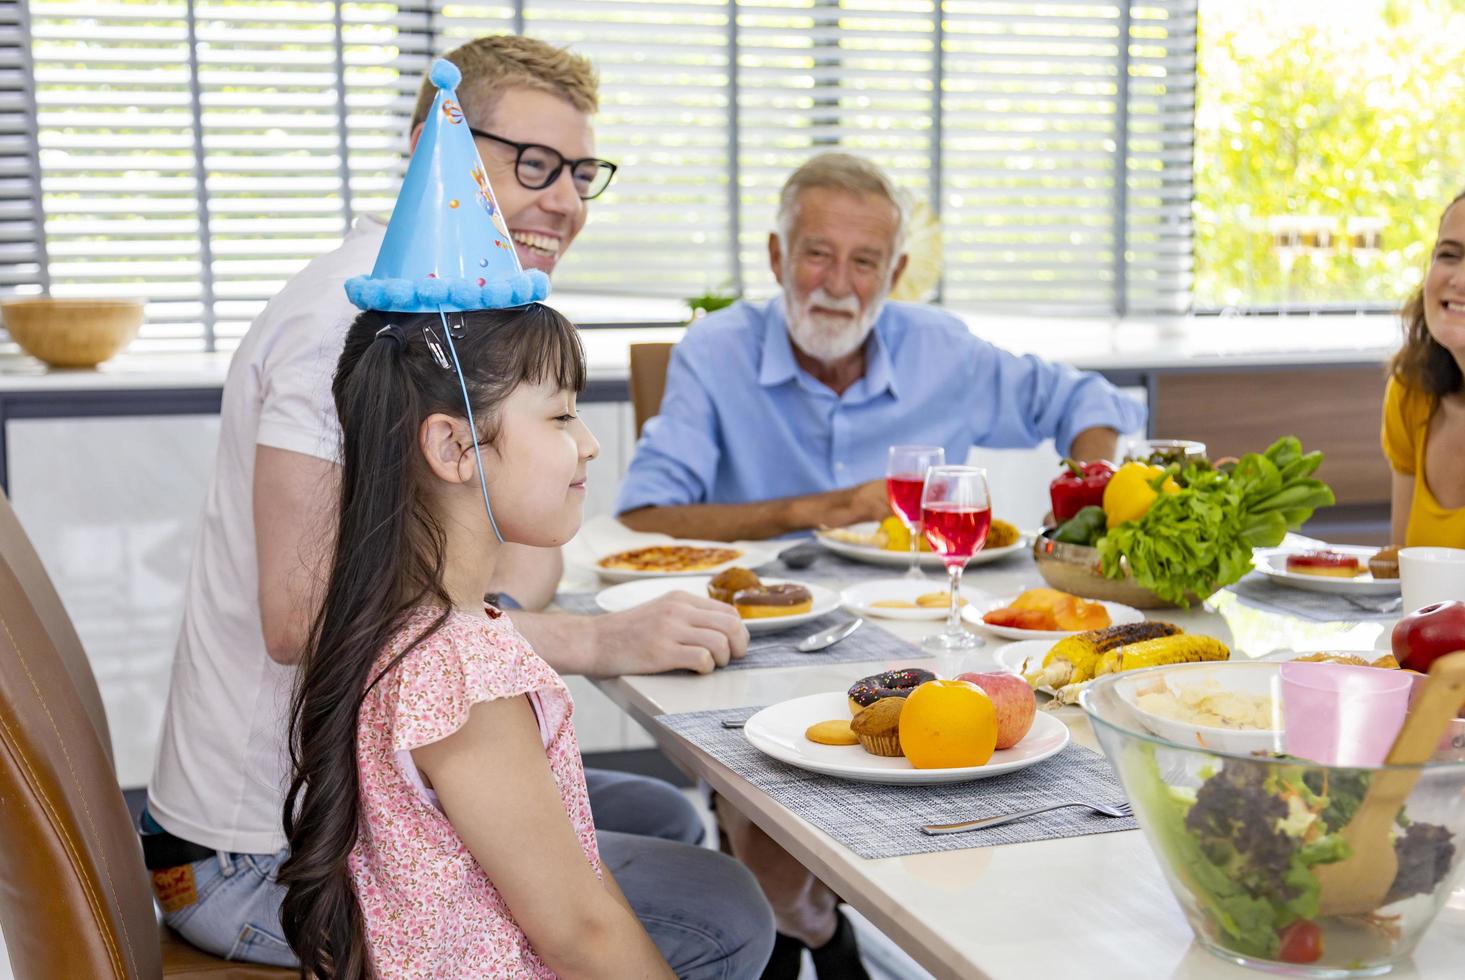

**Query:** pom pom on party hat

left=345, top=59, right=549, bottom=313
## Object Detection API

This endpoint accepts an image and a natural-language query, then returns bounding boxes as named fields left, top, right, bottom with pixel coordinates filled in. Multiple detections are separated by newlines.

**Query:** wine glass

left=920, top=465, right=991, bottom=651
left=886, top=445, right=945, bottom=580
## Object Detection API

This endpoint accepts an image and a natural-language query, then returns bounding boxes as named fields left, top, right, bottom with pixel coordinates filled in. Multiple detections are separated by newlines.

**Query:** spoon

left=1314, top=649, right=1465, bottom=917
left=797, top=618, right=863, bottom=653
left=778, top=541, right=821, bottom=570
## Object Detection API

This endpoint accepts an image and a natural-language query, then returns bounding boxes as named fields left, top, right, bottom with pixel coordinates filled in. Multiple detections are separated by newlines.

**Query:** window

left=18, top=0, right=1197, bottom=351
left=0, top=0, right=46, bottom=296
left=1193, top=0, right=1465, bottom=311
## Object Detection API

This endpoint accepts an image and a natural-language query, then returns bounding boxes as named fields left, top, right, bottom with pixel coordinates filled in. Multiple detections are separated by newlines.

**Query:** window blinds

left=0, top=0, right=47, bottom=296
left=21, top=0, right=1195, bottom=350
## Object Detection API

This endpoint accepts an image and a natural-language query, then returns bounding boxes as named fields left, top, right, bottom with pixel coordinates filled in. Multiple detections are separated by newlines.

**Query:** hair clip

left=448, top=315, right=467, bottom=337
left=422, top=323, right=452, bottom=370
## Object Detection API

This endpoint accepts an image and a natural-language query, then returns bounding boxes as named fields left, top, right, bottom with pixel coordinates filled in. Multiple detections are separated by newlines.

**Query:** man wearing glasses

left=145, top=35, right=772, bottom=975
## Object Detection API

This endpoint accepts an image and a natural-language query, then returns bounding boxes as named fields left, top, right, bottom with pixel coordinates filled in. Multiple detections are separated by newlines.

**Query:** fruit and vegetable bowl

left=1032, top=530, right=1213, bottom=609
left=1082, top=666, right=1465, bottom=977
left=1037, top=437, right=1336, bottom=608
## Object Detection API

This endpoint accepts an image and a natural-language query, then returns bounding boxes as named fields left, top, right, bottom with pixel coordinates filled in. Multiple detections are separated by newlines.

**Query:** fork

left=920, top=800, right=1132, bottom=836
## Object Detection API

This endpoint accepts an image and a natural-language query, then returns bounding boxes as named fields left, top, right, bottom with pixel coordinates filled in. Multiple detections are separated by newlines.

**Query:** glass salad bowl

left=1082, top=662, right=1465, bottom=977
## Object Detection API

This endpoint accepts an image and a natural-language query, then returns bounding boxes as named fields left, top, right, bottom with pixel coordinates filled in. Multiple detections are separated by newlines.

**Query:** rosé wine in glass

left=919, top=465, right=990, bottom=652
left=885, top=446, right=945, bottom=580
left=921, top=503, right=991, bottom=566
left=886, top=475, right=926, bottom=525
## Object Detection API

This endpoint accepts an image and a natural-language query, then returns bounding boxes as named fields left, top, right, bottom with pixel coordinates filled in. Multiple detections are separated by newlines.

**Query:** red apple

left=955, top=671, right=1036, bottom=749
left=1392, top=600, right=1465, bottom=673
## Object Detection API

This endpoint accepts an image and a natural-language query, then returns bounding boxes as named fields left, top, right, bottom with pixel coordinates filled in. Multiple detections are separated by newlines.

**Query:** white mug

left=1398, top=547, right=1465, bottom=615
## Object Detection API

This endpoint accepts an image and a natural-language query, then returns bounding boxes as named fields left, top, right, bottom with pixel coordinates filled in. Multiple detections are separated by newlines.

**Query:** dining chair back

left=0, top=489, right=293, bottom=978
left=629, top=341, right=676, bottom=437
left=0, top=488, right=114, bottom=770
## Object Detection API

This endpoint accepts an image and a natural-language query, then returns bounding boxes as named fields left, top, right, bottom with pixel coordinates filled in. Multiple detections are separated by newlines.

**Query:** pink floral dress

left=349, top=605, right=600, bottom=978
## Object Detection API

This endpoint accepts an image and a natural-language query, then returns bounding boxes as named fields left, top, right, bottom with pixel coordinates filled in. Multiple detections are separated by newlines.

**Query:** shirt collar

left=756, top=297, right=900, bottom=401
left=757, top=298, right=800, bottom=388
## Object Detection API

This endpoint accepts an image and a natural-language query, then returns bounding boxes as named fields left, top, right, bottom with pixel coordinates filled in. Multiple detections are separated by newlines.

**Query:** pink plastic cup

left=1279, top=662, right=1414, bottom=766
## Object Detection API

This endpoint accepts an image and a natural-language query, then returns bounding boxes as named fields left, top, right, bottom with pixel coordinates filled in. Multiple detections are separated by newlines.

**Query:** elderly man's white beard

left=783, top=285, right=888, bottom=363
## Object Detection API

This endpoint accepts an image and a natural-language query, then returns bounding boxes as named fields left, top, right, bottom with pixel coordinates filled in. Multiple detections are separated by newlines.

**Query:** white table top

left=565, top=521, right=1465, bottom=980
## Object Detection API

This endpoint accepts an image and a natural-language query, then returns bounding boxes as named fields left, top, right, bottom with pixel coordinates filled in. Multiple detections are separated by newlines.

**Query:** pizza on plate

left=597, top=545, right=743, bottom=573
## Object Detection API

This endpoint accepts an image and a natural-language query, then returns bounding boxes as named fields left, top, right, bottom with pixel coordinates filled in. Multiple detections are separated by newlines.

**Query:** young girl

left=278, top=304, right=675, bottom=979
left=1384, top=188, right=1465, bottom=548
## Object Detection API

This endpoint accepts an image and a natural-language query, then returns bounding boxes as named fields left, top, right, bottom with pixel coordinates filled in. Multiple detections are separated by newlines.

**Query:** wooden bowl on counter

left=0, top=297, right=144, bottom=368
left=1032, top=529, right=1214, bottom=609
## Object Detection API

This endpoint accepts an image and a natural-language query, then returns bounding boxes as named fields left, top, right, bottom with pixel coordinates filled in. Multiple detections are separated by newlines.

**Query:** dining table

left=560, top=518, right=1465, bottom=980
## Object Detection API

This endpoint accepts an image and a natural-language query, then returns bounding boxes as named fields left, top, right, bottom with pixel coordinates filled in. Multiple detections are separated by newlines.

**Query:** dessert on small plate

left=594, top=575, right=838, bottom=634
left=1252, top=545, right=1401, bottom=596
left=840, top=579, right=992, bottom=621
left=743, top=691, right=1069, bottom=785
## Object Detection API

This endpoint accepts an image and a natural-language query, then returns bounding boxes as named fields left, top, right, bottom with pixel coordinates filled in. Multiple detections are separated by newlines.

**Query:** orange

left=898, top=679, right=998, bottom=769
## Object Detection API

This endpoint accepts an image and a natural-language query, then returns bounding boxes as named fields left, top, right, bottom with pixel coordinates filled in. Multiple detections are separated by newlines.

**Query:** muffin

left=850, top=697, right=905, bottom=757
left=1368, top=545, right=1401, bottom=580
left=708, top=567, right=762, bottom=603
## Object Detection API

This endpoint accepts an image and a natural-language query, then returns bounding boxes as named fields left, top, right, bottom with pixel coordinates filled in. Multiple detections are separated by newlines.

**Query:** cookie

left=804, top=719, right=859, bottom=746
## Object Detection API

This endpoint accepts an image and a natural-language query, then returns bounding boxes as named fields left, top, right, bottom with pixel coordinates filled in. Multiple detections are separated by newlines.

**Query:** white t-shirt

left=148, top=216, right=388, bottom=854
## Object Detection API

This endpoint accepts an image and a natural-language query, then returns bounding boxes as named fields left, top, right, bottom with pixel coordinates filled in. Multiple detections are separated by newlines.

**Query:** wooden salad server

left=1315, top=650, right=1465, bottom=917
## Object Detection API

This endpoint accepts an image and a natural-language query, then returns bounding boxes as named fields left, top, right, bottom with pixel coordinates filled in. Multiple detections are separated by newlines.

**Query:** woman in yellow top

left=1382, top=188, right=1465, bottom=547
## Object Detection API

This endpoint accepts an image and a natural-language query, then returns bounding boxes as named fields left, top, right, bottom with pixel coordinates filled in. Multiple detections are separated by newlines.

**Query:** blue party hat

left=345, top=59, right=549, bottom=313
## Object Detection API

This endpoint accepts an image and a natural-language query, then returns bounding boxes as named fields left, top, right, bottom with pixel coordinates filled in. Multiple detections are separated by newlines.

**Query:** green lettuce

left=1098, top=437, right=1335, bottom=606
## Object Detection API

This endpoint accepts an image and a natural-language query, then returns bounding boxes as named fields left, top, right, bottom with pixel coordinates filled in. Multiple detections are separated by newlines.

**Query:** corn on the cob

left=1092, top=634, right=1229, bottom=676
left=1024, top=621, right=1182, bottom=689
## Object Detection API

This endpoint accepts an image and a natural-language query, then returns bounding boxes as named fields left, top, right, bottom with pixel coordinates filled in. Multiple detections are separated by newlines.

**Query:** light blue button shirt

left=614, top=298, right=1146, bottom=514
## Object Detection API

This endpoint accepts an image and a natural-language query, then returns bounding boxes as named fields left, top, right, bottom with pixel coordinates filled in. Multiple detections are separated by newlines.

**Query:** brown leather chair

left=0, top=488, right=114, bottom=772
left=0, top=492, right=293, bottom=978
left=629, top=341, right=676, bottom=437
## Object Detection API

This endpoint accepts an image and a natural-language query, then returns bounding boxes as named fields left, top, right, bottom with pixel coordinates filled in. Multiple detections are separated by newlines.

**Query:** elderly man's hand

left=592, top=591, right=750, bottom=675
left=828, top=477, right=891, bottom=528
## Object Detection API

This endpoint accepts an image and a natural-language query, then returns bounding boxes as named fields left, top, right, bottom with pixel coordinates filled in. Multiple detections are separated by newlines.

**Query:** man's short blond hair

left=410, top=35, right=599, bottom=133
left=775, top=151, right=906, bottom=254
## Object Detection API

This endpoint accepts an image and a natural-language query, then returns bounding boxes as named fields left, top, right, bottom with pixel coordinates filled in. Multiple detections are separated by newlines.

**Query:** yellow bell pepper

left=1102, top=461, right=1179, bottom=529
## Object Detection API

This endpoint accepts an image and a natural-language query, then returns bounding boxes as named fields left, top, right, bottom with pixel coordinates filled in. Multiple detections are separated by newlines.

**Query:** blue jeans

left=150, top=768, right=773, bottom=977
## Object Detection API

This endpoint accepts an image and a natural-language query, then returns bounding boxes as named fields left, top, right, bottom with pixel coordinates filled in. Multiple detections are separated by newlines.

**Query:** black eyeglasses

left=468, top=129, right=618, bottom=201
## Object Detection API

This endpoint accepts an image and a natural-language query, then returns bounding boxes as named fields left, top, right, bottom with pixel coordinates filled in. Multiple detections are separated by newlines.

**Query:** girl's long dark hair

left=1392, top=188, right=1465, bottom=398
left=278, top=304, right=585, bottom=979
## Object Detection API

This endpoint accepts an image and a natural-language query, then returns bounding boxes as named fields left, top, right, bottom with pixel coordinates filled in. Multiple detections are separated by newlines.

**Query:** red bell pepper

left=1049, top=459, right=1115, bottom=523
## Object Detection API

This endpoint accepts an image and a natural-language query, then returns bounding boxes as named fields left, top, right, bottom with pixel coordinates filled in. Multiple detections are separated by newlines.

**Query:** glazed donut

left=847, top=668, right=937, bottom=716
left=733, top=583, right=813, bottom=619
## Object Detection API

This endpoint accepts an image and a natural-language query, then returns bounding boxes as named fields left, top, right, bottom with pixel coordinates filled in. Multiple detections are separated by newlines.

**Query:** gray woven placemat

left=1226, top=572, right=1399, bottom=622
left=657, top=706, right=1136, bottom=857
left=730, top=613, right=930, bottom=670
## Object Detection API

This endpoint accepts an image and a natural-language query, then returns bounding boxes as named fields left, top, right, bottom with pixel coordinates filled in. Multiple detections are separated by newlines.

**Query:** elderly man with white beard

left=616, top=151, right=1145, bottom=542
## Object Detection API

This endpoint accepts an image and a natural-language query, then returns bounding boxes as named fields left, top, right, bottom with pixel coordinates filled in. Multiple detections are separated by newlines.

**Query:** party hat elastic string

left=439, top=309, right=504, bottom=544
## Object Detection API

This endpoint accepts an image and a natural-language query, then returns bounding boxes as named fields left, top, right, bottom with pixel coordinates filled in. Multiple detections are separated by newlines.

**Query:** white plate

left=1252, top=546, right=1400, bottom=596
left=839, top=579, right=993, bottom=621
left=594, top=576, right=839, bottom=634
left=993, top=639, right=1063, bottom=695
left=1112, top=661, right=1282, bottom=756
left=742, top=691, right=1070, bottom=785
left=590, top=539, right=781, bottom=583
left=966, top=595, right=1146, bottom=641
left=814, top=522, right=1027, bottom=569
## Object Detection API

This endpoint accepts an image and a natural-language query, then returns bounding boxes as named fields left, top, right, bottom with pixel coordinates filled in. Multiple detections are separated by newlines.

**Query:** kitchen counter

left=0, top=308, right=1401, bottom=394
